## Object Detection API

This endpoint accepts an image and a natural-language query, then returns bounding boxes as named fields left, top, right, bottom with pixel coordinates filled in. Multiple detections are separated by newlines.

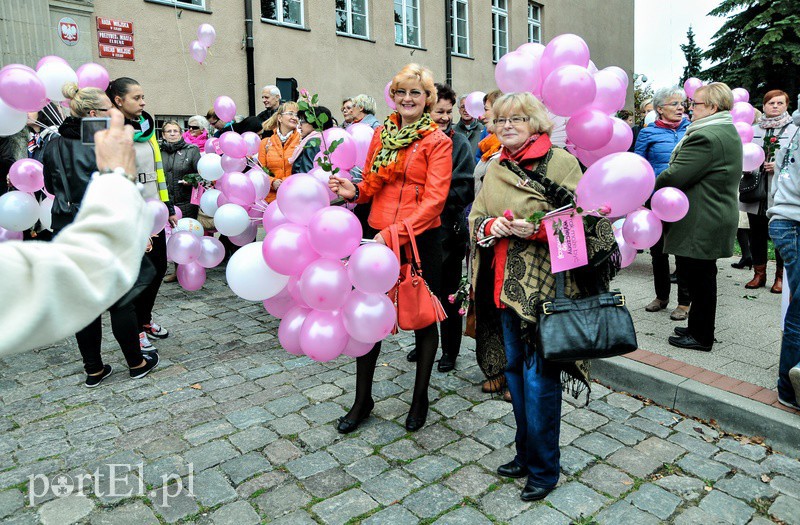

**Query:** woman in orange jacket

left=330, top=63, right=453, bottom=434
left=258, top=102, right=300, bottom=202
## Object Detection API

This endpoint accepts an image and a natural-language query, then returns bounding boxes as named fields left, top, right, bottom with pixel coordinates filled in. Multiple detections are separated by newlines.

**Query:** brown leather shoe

left=745, top=264, right=767, bottom=289
left=645, top=299, right=668, bottom=312
left=670, top=306, right=690, bottom=321
left=771, top=276, right=783, bottom=294
left=482, top=377, right=506, bottom=393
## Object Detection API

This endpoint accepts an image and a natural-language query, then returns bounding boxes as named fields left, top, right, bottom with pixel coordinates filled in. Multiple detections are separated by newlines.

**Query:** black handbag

left=536, top=273, right=638, bottom=362
left=740, top=125, right=789, bottom=204
left=113, top=255, right=156, bottom=309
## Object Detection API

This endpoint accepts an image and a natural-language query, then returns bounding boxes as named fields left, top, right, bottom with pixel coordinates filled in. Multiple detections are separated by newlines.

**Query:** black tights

left=75, top=300, right=144, bottom=374
left=346, top=323, right=439, bottom=421
left=135, top=230, right=167, bottom=328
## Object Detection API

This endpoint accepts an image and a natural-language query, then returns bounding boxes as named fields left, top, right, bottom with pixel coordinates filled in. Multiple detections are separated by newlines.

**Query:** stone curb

left=592, top=356, right=800, bottom=459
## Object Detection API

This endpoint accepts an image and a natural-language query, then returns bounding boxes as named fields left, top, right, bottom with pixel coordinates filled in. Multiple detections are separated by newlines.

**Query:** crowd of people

left=1, top=62, right=799, bottom=503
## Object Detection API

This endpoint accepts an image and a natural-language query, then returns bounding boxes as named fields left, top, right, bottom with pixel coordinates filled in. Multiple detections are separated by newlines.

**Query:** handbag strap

left=555, top=272, right=566, bottom=299
left=389, top=223, right=401, bottom=262
left=53, top=139, right=75, bottom=206
left=402, top=218, right=423, bottom=270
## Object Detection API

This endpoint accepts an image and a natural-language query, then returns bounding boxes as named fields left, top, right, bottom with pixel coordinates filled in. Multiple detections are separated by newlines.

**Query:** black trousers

left=438, top=239, right=467, bottom=358
left=75, top=300, right=144, bottom=374
left=135, top=230, right=167, bottom=328
left=748, top=213, right=783, bottom=267
left=651, top=235, right=690, bottom=306
left=676, top=256, right=718, bottom=347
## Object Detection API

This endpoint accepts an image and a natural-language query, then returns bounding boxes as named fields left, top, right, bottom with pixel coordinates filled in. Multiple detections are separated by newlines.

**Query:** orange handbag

left=388, top=219, right=448, bottom=332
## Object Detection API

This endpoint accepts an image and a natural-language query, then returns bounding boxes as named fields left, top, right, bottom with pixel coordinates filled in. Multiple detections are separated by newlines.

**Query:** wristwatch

left=94, top=167, right=145, bottom=194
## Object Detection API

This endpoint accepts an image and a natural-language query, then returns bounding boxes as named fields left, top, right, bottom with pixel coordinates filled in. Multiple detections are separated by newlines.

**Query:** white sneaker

left=790, top=366, right=800, bottom=406
left=143, top=320, right=169, bottom=339
left=139, top=331, right=155, bottom=351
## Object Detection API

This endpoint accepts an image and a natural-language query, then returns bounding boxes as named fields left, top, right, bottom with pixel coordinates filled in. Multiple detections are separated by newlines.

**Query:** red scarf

left=498, top=134, right=551, bottom=168
left=655, top=119, right=682, bottom=130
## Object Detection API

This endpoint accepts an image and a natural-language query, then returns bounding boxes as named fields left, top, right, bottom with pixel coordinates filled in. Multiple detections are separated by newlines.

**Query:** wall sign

left=96, top=17, right=135, bottom=61
left=59, top=17, right=79, bottom=46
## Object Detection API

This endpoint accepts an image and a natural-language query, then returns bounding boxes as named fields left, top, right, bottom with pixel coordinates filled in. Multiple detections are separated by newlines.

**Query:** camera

left=80, top=117, right=111, bottom=146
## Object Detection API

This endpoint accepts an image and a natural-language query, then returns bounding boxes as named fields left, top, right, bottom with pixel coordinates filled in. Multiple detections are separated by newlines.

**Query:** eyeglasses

left=91, top=107, right=113, bottom=112
left=281, top=112, right=298, bottom=118
left=493, top=116, right=530, bottom=126
left=298, top=119, right=307, bottom=125
left=188, top=125, right=201, bottom=130
left=689, top=101, right=707, bottom=108
left=394, top=89, right=426, bottom=99
left=660, top=102, right=684, bottom=108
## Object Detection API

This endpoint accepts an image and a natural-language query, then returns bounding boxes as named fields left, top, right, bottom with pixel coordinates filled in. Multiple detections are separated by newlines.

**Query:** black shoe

left=731, top=256, right=753, bottom=270
left=405, top=400, right=429, bottom=432
left=406, top=348, right=417, bottom=362
left=497, top=461, right=527, bottom=479
left=673, top=326, right=690, bottom=337
left=438, top=354, right=457, bottom=372
left=336, top=399, right=374, bottom=434
left=85, top=365, right=113, bottom=388
left=668, top=334, right=712, bottom=352
left=130, top=353, right=159, bottom=379
left=520, top=480, right=553, bottom=502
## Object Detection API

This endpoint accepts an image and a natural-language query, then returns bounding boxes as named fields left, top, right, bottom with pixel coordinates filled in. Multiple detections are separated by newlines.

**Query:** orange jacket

left=357, top=127, right=453, bottom=249
left=258, top=131, right=300, bottom=202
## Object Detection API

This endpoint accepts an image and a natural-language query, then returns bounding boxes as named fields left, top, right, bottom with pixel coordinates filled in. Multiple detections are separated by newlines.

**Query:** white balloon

left=39, top=196, right=54, bottom=230
left=249, top=170, right=270, bottom=201
left=198, top=153, right=224, bottom=181
left=226, top=241, right=290, bottom=301
left=0, top=191, right=39, bottom=231
left=0, top=99, right=28, bottom=137
left=214, top=203, right=249, bottom=236
left=174, top=217, right=204, bottom=238
left=36, top=62, right=78, bottom=102
left=200, top=188, right=221, bottom=216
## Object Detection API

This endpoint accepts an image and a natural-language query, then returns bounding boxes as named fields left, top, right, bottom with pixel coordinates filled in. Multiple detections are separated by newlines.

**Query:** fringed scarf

left=759, top=111, right=792, bottom=130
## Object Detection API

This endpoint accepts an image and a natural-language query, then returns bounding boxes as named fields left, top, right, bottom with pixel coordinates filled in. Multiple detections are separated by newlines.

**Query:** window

left=394, top=0, right=420, bottom=47
left=146, top=0, right=206, bottom=8
left=450, top=0, right=469, bottom=56
left=336, top=0, right=368, bottom=38
left=528, top=3, right=541, bottom=43
left=261, top=0, right=304, bottom=27
left=491, top=0, right=508, bottom=63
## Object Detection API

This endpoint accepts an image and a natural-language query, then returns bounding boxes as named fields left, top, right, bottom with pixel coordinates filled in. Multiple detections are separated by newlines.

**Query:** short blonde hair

left=694, top=83, right=734, bottom=112
left=492, top=92, right=554, bottom=136
left=352, top=94, right=377, bottom=115
left=264, top=101, right=299, bottom=131
left=62, top=83, right=107, bottom=118
left=391, top=63, right=437, bottom=110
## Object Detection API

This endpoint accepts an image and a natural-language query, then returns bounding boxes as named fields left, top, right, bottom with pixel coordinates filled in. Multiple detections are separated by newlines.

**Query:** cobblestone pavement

left=1, top=267, right=799, bottom=524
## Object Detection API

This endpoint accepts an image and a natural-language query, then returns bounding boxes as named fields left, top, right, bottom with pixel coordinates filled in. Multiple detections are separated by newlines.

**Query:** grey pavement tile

left=183, top=419, right=237, bottom=445
left=573, top=432, right=625, bottom=459
left=668, top=432, right=720, bottom=458
left=228, top=425, right=278, bottom=453
left=192, top=469, right=237, bottom=507
left=769, top=495, right=800, bottom=525
left=225, top=407, right=274, bottom=429
left=442, top=437, right=491, bottom=463
left=443, top=464, right=497, bottom=498
left=435, top=506, right=494, bottom=525
left=698, top=490, right=755, bottom=525
left=361, top=469, right=421, bottom=505
left=301, top=467, right=357, bottom=499
left=220, top=451, right=272, bottom=485
left=405, top=454, right=460, bottom=483
left=286, top=450, right=339, bottom=479
left=587, top=400, right=633, bottom=422
left=762, top=453, right=800, bottom=481
left=36, top=495, right=94, bottom=525
left=605, top=392, right=644, bottom=412
left=210, top=500, right=261, bottom=525
left=474, top=422, right=515, bottom=450
left=634, top=436, right=687, bottom=464
left=381, top=439, right=426, bottom=461
left=595, top=501, right=662, bottom=525
left=717, top=438, right=767, bottom=462
left=545, top=481, right=609, bottom=520
left=559, top=445, right=596, bottom=475
left=597, top=421, right=647, bottom=446
left=608, top=447, right=663, bottom=478
left=363, top=505, right=419, bottom=525
left=268, top=413, right=311, bottom=436
left=235, top=470, right=287, bottom=499
left=183, top=440, right=238, bottom=472
left=715, top=473, right=778, bottom=502
left=677, top=454, right=732, bottom=482
left=771, top=475, right=800, bottom=499
left=310, top=488, right=379, bottom=525
left=327, top=438, right=373, bottom=465
left=88, top=501, right=159, bottom=525
left=654, top=474, right=707, bottom=501
left=580, top=463, right=635, bottom=498
left=672, top=506, right=729, bottom=525
left=511, top=505, right=570, bottom=525
left=625, top=416, right=671, bottom=439
left=345, top=456, right=390, bottom=482
left=714, top=451, right=768, bottom=477
left=0, top=489, right=23, bottom=519
left=673, top=419, right=720, bottom=440
left=298, top=425, right=341, bottom=451
left=403, top=484, right=462, bottom=518
left=625, top=482, right=681, bottom=520
left=562, top=408, right=609, bottom=431
left=471, top=399, right=514, bottom=420
left=253, top=482, right=312, bottom=520
left=433, top=395, right=474, bottom=418
left=264, top=438, right=303, bottom=464
left=480, top=484, right=533, bottom=521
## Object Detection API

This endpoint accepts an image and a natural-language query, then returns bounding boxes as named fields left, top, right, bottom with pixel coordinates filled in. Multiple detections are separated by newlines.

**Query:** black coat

left=159, top=139, right=202, bottom=218
left=441, top=128, right=476, bottom=258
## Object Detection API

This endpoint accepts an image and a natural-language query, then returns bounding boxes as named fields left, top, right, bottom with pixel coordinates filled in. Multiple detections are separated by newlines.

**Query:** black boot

left=406, top=324, right=438, bottom=432
left=337, top=342, right=381, bottom=434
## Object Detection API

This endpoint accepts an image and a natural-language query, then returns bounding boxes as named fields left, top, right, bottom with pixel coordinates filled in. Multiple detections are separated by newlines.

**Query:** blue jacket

left=634, top=118, right=690, bottom=176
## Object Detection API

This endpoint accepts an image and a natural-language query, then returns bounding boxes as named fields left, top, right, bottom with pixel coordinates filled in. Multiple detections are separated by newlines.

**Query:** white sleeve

left=0, top=173, right=150, bottom=355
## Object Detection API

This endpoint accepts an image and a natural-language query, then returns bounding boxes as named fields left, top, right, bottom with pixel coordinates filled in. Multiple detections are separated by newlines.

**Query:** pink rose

left=503, top=209, right=514, bottom=221
left=458, top=308, right=466, bottom=316
left=448, top=294, right=456, bottom=304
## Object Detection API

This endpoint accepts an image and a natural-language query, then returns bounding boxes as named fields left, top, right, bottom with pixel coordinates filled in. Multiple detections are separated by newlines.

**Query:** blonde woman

left=258, top=102, right=300, bottom=202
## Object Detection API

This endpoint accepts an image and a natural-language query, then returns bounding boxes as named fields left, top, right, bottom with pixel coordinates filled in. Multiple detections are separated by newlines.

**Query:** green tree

left=679, top=25, right=703, bottom=85
left=634, top=74, right=654, bottom=124
left=702, top=0, right=800, bottom=102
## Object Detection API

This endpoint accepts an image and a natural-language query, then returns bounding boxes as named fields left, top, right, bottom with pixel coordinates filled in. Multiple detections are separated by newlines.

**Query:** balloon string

left=172, top=2, right=199, bottom=116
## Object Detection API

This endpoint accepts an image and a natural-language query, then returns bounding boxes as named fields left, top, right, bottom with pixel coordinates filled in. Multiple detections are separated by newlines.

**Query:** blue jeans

left=769, top=220, right=800, bottom=404
left=500, top=310, right=562, bottom=488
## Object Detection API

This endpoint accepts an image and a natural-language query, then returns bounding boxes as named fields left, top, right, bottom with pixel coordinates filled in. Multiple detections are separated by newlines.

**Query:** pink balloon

left=300, top=309, right=348, bottom=362
left=0, top=67, right=48, bottom=112
left=197, top=23, right=216, bottom=48
left=229, top=221, right=258, bottom=246
left=167, top=230, right=202, bottom=264
left=588, top=117, right=633, bottom=158
left=732, top=87, right=749, bottom=104
left=464, top=91, right=486, bottom=120
left=276, top=174, right=329, bottom=226
left=517, top=42, right=545, bottom=59
left=287, top=276, right=309, bottom=308
left=221, top=154, right=247, bottom=173
left=322, top=128, right=357, bottom=171
left=347, top=122, right=376, bottom=169
left=218, top=131, right=247, bottom=159
left=222, top=171, right=256, bottom=206
left=247, top=204, right=264, bottom=221
left=742, top=142, right=766, bottom=171
left=263, top=286, right=295, bottom=318
left=262, top=200, right=289, bottom=232
left=731, top=102, right=756, bottom=125
left=35, top=56, right=68, bottom=71
left=341, top=290, right=396, bottom=344
left=8, top=159, right=44, bottom=192
left=308, top=206, right=363, bottom=259
left=495, top=50, right=542, bottom=95
left=177, top=262, right=206, bottom=291
left=613, top=228, right=637, bottom=268
left=76, top=63, right=109, bottom=91
left=242, top=131, right=261, bottom=156
left=347, top=243, right=400, bottom=294
left=651, top=187, right=689, bottom=223
left=189, top=40, right=207, bottom=64
left=0, top=226, right=23, bottom=242
left=146, top=199, right=169, bottom=236
left=204, top=138, right=218, bottom=154
left=542, top=65, right=596, bottom=117
left=197, top=236, right=225, bottom=268
left=575, top=152, right=656, bottom=217
left=603, top=66, right=629, bottom=89
left=734, top=122, right=754, bottom=144
left=566, top=109, right=614, bottom=151
left=683, top=78, right=703, bottom=99
left=621, top=209, right=663, bottom=249
left=384, top=81, right=396, bottom=110
left=278, top=306, right=310, bottom=356
left=540, top=34, right=591, bottom=80
left=587, top=60, right=598, bottom=74
left=262, top=222, right=320, bottom=276
left=214, top=96, right=236, bottom=123
left=342, top=337, right=375, bottom=358
left=591, top=70, right=627, bottom=114
left=299, top=258, right=352, bottom=311
left=249, top=170, right=270, bottom=201
left=309, top=166, right=338, bottom=201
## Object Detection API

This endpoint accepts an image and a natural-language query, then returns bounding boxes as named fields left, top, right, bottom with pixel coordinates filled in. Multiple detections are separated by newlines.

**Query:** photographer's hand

left=95, top=108, right=136, bottom=176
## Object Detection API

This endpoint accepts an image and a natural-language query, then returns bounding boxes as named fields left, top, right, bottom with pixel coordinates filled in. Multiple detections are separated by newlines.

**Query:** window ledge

left=452, top=53, right=473, bottom=60
left=261, top=18, right=310, bottom=32
left=144, top=0, right=212, bottom=14
left=395, top=42, right=427, bottom=52
left=336, top=32, right=375, bottom=43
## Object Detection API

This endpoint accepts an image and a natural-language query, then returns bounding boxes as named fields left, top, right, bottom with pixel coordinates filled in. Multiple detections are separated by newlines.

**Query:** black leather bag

left=739, top=168, right=767, bottom=204
left=536, top=273, right=638, bottom=362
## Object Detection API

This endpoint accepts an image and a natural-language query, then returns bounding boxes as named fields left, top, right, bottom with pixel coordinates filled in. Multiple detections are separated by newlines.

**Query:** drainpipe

left=244, top=0, right=256, bottom=115
left=444, top=0, right=452, bottom=86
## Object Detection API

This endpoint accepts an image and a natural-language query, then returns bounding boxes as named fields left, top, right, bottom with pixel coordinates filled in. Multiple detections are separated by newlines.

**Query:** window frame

left=261, top=0, right=305, bottom=28
left=527, top=2, right=542, bottom=44
left=336, top=0, right=370, bottom=39
left=394, top=0, right=422, bottom=48
left=491, top=0, right=508, bottom=64
left=144, top=0, right=209, bottom=13
left=450, top=0, right=470, bottom=57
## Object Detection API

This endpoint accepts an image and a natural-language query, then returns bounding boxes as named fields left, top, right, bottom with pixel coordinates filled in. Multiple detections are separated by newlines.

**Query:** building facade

left=2, top=0, right=634, bottom=127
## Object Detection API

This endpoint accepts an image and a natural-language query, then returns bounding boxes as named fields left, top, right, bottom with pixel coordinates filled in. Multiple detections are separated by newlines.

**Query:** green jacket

left=654, top=115, right=743, bottom=260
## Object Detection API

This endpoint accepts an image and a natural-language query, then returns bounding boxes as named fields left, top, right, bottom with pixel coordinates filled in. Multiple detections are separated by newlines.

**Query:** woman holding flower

left=259, top=102, right=301, bottom=202
left=329, top=63, right=453, bottom=434
left=469, top=92, right=618, bottom=502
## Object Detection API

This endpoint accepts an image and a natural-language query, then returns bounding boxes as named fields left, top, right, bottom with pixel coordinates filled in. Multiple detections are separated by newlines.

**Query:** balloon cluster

left=0, top=57, right=110, bottom=137
left=189, top=24, right=216, bottom=64
left=726, top=88, right=766, bottom=172
left=0, top=159, right=53, bottom=240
